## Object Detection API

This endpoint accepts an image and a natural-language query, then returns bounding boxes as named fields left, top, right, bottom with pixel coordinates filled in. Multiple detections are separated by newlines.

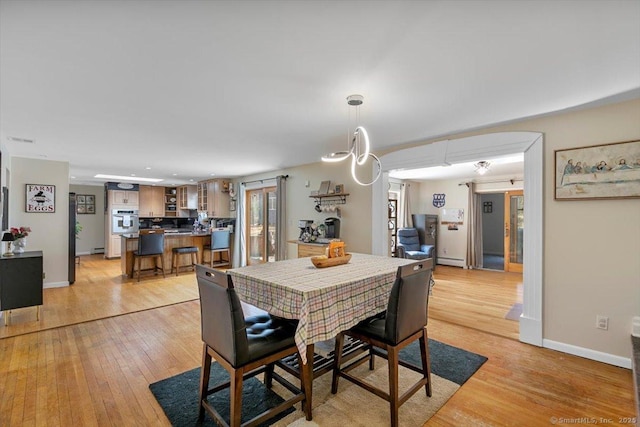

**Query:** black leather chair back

left=138, top=230, right=165, bottom=255
left=196, top=265, right=250, bottom=367
left=384, top=259, right=433, bottom=344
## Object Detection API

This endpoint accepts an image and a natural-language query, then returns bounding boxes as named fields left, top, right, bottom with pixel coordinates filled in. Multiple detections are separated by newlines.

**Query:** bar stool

left=171, top=246, right=198, bottom=276
left=203, top=229, right=231, bottom=268
left=132, top=229, right=166, bottom=282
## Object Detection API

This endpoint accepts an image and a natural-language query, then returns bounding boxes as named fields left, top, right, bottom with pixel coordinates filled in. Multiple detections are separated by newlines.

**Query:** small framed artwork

left=555, top=139, right=640, bottom=200
left=334, top=184, right=344, bottom=194
left=318, top=180, right=331, bottom=195
left=26, top=184, right=55, bottom=213
left=77, top=194, right=96, bottom=214
left=483, top=201, right=493, bottom=213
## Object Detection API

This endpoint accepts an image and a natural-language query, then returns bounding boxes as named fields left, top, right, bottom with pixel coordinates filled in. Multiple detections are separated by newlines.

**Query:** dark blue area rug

left=150, top=339, right=487, bottom=426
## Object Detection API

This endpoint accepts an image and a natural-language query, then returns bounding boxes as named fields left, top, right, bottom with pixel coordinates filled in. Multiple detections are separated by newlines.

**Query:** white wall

left=414, top=179, right=468, bottom=266
left=10, top=157, right=70, bottom=287
left=70, top=184, right=105, bottom=255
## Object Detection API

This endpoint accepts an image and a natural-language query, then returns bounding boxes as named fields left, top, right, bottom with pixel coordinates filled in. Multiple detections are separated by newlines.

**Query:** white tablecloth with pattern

left=228, top=253, right=414, bottom=364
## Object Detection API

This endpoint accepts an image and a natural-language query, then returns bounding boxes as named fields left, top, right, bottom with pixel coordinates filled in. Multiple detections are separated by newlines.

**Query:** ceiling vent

left=7, top=136, right=35, bottom=144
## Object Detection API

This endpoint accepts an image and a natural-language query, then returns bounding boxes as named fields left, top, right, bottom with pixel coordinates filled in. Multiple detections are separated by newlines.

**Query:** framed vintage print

left=555, top=139, right=640, bottom=200
left=77, top=193, right=96, bottom=214
left=483, top=201, right=493, bottom=213
left=334, top=184, right=344, bottom=194
left=26, top=184, right=55, bottom=213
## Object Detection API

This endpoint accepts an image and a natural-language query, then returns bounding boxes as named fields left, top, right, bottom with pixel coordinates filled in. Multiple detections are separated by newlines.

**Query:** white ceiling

left=1, top=0, right=639, bottom=186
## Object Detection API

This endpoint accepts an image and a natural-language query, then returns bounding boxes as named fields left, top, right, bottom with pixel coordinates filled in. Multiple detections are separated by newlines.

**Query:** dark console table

left=0, top=251, right=43, bottom=326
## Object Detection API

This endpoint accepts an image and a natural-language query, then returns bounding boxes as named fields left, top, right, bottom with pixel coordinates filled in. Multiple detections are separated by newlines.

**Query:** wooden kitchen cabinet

left=139, top=185, right=165, bottom=217
left=164, top=188, right=178, bottom=217
left=110, top=189, right=139, bottom=206
left=178, top=185, right=197, bottom=211
left=292, top=242, right=329, bottom=258
left=197, top=179, right=230, bottom=218
left=206, top=179, right=230, bottom=218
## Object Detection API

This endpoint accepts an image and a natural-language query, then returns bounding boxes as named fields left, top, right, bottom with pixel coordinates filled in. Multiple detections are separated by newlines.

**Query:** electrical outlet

left=596, top=315, right=609, bottom=330
left=42, top=272, right=46, bottom=279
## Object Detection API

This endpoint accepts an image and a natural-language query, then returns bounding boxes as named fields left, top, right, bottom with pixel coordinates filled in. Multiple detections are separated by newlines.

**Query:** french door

left=504, top=190, right=524, bottom=273
left=245, top=186, right=277, bottom=265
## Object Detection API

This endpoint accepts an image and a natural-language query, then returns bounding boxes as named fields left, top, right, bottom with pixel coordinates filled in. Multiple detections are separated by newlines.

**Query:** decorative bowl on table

left=311, top=253, right=352, bottom=268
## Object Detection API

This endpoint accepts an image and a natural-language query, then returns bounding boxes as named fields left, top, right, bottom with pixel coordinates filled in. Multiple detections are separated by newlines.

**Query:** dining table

left=228, top=252, right=416, bottom=420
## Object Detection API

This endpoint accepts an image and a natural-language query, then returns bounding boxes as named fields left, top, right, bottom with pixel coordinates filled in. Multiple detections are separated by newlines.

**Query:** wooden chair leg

left=230, top=369, right=243, bottom=427
left=198, top=344, right=212, bottom=421
left=331, top=333, right=345, bottom=394
left=264, top=363, right=274, bottom=388
left=420, top=328, right=432, bottom=397
left=160, top=255, right=165, bottom=278
left=136, top=256, right=142, bottom=282
left=388, top=346, right=400, bottom=427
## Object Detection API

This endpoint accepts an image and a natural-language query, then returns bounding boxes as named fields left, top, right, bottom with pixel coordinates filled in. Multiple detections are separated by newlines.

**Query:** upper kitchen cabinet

left=110, top=189, right=139, bottom=207
left=139, top=186, right=164, bottom=217
left=178, top=185, right=197, bottom=211
left=164, top=188, right=178, bottom=217
left=198, top=179, right=230, bottom=218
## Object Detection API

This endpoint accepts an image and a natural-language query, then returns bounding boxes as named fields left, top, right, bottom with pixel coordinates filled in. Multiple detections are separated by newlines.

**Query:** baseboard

left=438, top=257, right=465, bottom=268
left=543, top=339, right=631, bottom=369
left=77, top=251, right=92, bottom=256
left=44, top=281, right=69, bottom=289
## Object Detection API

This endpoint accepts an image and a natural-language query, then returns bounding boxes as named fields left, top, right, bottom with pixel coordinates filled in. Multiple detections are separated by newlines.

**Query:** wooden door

left=504, top=190, right=524, bottom=273
left=245, top=186, right=277, bottom=265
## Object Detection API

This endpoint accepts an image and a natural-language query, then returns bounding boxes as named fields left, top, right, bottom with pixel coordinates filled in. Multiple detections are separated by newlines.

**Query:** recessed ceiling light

left=189, top=179, right=194, bottom=182
left=94, top=174, right=164, bottom=183
left=130, top=174, right=136, bottom=176
left=145, top=167, right=152, bottom=170
left=71, top=176, right=76, bottom=179
left=172, top=173, right=178, bottom=176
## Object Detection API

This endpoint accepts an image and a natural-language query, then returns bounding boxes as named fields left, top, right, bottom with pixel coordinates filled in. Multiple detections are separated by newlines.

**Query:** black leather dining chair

left=132, top=229, right=165, bottom=282
left=331, top=259, right=434, bottom=427
left=196, top=264, right=308, bottom=427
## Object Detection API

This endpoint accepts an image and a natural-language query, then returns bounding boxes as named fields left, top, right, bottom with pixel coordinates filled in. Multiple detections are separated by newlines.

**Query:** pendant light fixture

left=322, top=94, right=382, bottom=186
left=474, top=161, right=491, bottom=175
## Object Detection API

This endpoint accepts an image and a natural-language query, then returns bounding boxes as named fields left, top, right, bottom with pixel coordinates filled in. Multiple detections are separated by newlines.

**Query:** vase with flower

left=10, top=226, right=31, bottom=253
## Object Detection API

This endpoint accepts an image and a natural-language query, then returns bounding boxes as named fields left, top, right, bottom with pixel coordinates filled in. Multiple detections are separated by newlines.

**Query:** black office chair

left=132, top=229, right=166, bottom=282
left=331, top=259, right=434, bottom=427
left=203, top=229, right=231, bottom=268
left=196, top=265, right=308, bottom=427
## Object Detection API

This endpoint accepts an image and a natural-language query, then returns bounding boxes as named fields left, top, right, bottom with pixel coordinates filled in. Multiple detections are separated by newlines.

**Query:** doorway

left=480, top=193, right=505, bottom=271
left=245, top=186, right=277, bottom=265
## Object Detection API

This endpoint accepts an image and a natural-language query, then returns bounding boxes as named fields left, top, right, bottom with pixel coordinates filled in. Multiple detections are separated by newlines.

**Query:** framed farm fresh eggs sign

left=26, top=184, right=56, bottom=213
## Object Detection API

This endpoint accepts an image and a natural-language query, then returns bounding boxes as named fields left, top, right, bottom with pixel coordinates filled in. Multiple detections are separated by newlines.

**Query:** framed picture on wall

left=26, top=184, right=55, bottom=213
left=554, top=139, right=640, bottom=200
left=77, top=194, right=96, bottom=214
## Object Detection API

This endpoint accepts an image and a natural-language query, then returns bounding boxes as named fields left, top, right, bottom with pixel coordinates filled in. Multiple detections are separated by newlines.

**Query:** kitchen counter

left=120, top=232, right=211, bottom=278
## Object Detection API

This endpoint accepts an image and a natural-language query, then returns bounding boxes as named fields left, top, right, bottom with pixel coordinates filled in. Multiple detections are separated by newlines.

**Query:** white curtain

left=234, top=182, right=247, bottom=267
left=275, top=175, right=287, bottom=261
left=465, top=182, right=483, bottom=269
left=399, top=182, right=413, bottom=228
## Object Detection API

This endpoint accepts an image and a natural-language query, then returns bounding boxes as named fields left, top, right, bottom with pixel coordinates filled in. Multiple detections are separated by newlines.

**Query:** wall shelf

left=309, top=193, right=349, bottom=205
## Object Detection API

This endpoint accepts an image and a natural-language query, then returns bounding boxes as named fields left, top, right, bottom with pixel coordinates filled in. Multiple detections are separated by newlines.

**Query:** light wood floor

left=0, top=255, right=635, bottom=426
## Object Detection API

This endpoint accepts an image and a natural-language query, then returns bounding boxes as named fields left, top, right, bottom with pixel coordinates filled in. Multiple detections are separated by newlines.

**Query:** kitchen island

left=120, top=232, right=211, bottom=278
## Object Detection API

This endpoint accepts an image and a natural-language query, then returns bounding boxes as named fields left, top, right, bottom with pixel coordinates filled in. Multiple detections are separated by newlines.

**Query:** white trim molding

left=373, top=131, right=544, bottom=347
left=543, top=339, right=631, bottom=369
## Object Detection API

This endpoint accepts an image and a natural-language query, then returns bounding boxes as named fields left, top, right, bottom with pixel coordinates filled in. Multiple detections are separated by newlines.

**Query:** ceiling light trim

left=94, top=174, right=164, bottom=183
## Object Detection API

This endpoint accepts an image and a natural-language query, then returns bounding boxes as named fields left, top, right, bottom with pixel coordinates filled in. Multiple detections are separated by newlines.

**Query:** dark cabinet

left=412, top=214, right=438, bottom=268
left=1, top=251, right=43, bottom=325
